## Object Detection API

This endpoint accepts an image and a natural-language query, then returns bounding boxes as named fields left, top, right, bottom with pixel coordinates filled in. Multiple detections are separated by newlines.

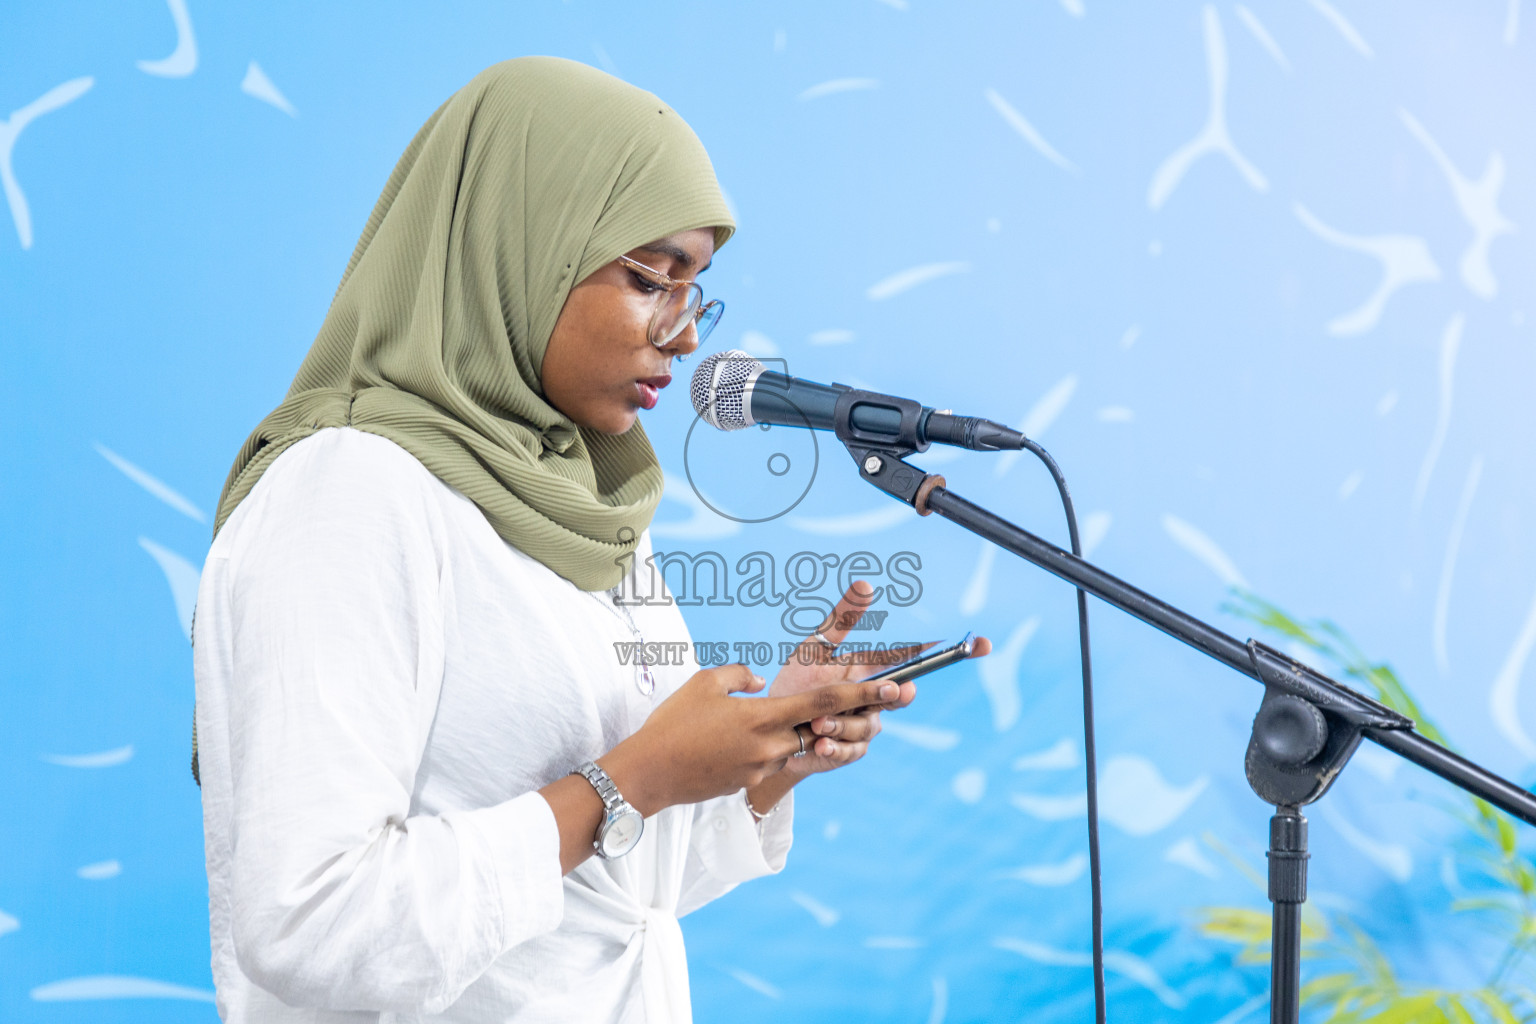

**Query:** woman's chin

left=585, top=409, right=640, bottom=436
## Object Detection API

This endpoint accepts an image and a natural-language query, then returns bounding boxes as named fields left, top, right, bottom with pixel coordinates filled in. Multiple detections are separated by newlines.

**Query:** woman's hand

left=766, top=580, right=992, bottom=781
left=598, top=663, right=903, bottom=817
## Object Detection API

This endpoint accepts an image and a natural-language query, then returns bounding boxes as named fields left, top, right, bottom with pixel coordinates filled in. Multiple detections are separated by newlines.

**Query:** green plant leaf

left=1474, top=988, right=1524, bottom=1024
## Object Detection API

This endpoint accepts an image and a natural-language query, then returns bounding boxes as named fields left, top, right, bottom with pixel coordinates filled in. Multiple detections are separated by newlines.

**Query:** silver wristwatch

left=573, top=760, right=644, bottom=859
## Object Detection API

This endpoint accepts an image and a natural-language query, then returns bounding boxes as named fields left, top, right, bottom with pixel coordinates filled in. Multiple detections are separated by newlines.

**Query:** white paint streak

left=1164, top=837, right=1219, bottom=878
left=1434, top=457, right=1482, bottom=677
left=1163, top=514, right=1249, bottom=589
left=1009, top=791, right=1086, bottom=820
left=94, top=443, right=205, bottom=522
left=653, top=471, right=741, bottom=540
left=1415, top=315, right=1465, bottom=511
left=1148, top=6, right=1268, bottom=210
left=1490, top=586, right=1536, bottom=761
left=866, top=261, right=970, bottom=300
left=995, top=374, right=1077, bottom=477
left=139, top=537, right=201, bottom=643
left=137, top=0, right=198, bottom=77
left=42, top=745, right=133, bottom=768
left=880, top=720, right=962, bottom=752
left=725, top=969, right=782, bottom=999
left=808, top=329, right=854, bottom=345
left=1319, top=803, right=1412, bottom=881
left=1338, top=471, right=1362, bottom=501
left=1097, top=406, right=1134, bottom=423
left=1, top=77, right=94, bottom=249
left=984, top=88, right=1077, bottom=173
left=799, top=78, right=879, bottom=101
left=1399, top=109, right=1515, bottom=300
left=960, top=541, right=996, bottom=615
left=1304, top=0, right=1375, bottom=57
left=1081, top=511, right=1112, bottom=558
left=1101, top=755, right=1207, bottom=835
left=1013, top=737, right=1078, bottom=771
left=978, top=616, right=1039, bottom=732
left=590, top=42, right=620, bottom=78
left=951, top=768, right=986, bottom=803
left=1000, top=853, right=1087, bottom=886
left=1213, top=993, right=1269, bottom=1024
left=789, top=891, right=840, bottom=927
left=1234, top=5, right=1291, bottom=71
left=241, top=62, right=296, bottom=117
left=1376, top=389, right=1398, bottom=416
left=993, top=939, right=1187, bottom=1009
left=927, top=977, right=948, bottom=1024
left=787, top=504, right=911, bottom=535
left=739, top=329, right=780, bottom=357
left=31, top=976, right=216, bottom=1002
left=77, top=860, right=121, bottom=880
left=1352, top=744, right=1401, bottom=784
left=1294, top=203, right=1441, bottom=336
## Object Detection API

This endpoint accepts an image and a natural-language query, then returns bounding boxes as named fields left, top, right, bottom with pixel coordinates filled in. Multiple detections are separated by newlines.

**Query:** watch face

left=599, top=809, right=643, bottom=858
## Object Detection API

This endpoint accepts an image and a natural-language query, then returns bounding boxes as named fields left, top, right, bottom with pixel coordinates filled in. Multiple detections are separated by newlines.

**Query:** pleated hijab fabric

left=211, top=57, right=734, bottom=591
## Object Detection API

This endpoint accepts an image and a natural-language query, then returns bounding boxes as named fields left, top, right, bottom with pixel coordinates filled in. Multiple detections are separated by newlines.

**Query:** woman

left=192, top=57, right=982, bottom=1023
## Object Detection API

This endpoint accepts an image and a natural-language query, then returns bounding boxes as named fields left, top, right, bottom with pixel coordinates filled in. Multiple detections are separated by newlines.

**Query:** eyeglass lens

left=653, top=282, right=704, bottom=347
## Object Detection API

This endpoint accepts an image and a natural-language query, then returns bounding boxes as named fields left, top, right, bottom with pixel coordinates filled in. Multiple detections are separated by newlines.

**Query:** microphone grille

left=690, top=349, right=763, bottom=430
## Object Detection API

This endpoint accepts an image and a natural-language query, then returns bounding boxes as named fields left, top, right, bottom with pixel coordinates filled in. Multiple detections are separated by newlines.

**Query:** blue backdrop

left=3, top=2, right=1534, bottom=1021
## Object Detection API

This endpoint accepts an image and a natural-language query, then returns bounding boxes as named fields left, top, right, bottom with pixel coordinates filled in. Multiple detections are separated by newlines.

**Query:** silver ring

left=792, top=727, right=808, bottom=758
left=808, top=631, right=837, bottom=650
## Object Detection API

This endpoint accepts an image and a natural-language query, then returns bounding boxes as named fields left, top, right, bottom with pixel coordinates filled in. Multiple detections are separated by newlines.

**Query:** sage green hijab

left=211, top=57, right=734, bottom=591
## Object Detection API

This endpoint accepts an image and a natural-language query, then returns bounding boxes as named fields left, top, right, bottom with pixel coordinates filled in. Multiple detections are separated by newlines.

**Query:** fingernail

left=815, top=718, right=832, bottom=734
left=879, top=683, right=898, bottom=701
left=751, top=673, right=765, bottom=687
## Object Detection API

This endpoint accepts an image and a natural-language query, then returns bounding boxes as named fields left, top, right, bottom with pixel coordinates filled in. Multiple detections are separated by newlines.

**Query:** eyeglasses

left=616, top=254, right=724, bottom=358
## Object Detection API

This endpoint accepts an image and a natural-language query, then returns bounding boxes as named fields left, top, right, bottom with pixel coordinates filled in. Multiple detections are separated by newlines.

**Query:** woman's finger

left=810, top=736, right=868, bottom=765
left=810, top=710, right=882, bottom=742
left=771, top=678, right=899, bottom=725
left=787, top=582, right=876, bottom=666
left=714, top=664, right=765, bottom=695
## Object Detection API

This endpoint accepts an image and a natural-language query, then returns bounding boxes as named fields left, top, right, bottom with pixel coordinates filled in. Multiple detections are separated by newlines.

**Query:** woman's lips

left=635, top=374, right=671, bottom=411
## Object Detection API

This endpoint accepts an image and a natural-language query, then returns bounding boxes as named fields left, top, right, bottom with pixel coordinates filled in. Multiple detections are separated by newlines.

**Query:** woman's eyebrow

left=636, top=242, right=711, bottom=275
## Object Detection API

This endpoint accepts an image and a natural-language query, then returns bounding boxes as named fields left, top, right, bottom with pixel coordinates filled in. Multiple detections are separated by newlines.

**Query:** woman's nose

left=664, top=319, right=701, bottom=359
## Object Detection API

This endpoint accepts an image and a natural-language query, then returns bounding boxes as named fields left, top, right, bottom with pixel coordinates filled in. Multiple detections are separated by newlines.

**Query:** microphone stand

left=824, top=388, right=1536, bottom=1024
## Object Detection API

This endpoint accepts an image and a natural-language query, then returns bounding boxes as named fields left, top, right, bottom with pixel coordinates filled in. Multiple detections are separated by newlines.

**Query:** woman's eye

left=629, top=271, right=664, bottom=294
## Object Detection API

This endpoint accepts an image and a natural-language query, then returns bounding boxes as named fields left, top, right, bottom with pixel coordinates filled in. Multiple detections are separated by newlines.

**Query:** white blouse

left=193, top=426, right=793, bottom=1023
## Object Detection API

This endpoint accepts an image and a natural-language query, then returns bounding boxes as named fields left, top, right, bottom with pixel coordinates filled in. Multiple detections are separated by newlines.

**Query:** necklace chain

left=589, top=586, right=656, bottom=697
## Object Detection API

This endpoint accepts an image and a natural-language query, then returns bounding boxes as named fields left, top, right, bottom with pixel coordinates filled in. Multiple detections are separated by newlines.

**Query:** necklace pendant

left=636, top=663, right=656, bottom=697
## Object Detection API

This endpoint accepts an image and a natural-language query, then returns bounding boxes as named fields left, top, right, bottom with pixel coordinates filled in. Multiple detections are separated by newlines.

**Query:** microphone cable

left=1020, top=436, right=1107, bottom=1024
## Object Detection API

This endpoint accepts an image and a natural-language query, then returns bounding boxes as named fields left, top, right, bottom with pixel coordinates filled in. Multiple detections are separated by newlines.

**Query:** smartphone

left=866, top=633, right=976, bottom=684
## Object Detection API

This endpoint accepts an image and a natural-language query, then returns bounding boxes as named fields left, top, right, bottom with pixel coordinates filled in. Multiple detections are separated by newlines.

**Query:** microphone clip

left=832, top=389, right=947, bottom=516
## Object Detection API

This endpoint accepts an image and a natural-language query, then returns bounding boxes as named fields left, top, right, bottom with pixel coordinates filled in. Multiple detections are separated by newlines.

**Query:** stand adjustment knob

left=1253, top=695, right=1328, bottom=766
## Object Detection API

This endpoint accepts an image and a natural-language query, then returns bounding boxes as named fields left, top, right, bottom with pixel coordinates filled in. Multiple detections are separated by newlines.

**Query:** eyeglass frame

left=615, top=253, right=724, bottom=357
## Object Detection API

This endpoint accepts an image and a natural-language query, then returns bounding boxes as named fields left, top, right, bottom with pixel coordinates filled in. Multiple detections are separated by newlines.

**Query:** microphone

left=689, top=350, right=1025, bottom=452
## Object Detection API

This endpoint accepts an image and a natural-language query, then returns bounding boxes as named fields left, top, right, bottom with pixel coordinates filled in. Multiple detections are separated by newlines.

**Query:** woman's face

left=541, top=227, right=716, bottom=435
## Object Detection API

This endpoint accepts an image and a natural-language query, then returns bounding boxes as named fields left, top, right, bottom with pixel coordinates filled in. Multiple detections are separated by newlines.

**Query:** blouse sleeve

left=675, top=789, right=794, bottom=918
left=210, top=433, right=564, bottom=1014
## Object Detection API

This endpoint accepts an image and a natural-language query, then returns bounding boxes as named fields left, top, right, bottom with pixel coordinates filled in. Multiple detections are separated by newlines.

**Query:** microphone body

left=691, top=351, right=1025, bottom=452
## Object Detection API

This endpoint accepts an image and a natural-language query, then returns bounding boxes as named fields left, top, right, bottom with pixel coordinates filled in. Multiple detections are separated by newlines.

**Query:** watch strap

left=574, top=760, right=626, bottom=812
